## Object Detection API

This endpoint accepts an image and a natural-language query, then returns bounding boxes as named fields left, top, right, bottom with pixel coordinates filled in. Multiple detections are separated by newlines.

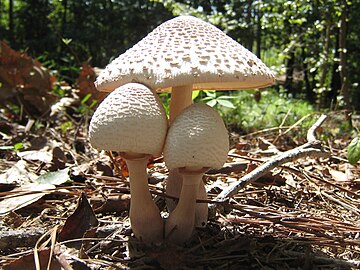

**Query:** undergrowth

left=189, top=88, right=315, bottom=134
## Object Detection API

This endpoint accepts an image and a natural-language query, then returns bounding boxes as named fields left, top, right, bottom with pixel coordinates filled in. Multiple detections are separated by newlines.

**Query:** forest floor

left=0, top=92, right=359, bottom=269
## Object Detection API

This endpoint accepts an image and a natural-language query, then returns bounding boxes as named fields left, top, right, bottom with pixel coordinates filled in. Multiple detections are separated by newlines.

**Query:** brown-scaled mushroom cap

left=89, top=83, right=167, bottom=157
left=95, top=16, right=275, bottom=93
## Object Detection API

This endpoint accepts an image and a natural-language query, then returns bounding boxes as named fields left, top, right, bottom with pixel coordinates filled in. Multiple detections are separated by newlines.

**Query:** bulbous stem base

left=125, top=155, right=164, bottom=243
left=165, top=172, right=203, bottom=244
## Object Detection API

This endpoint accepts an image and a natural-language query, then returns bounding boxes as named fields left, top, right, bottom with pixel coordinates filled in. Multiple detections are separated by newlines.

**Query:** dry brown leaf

left=3, top=247, right=62, bottom=270
left=58, top=193, right=99, bottom=248
left=0, top=160, right=38, bottom=185
left=0, top=183, right=55, bottom=215
left=77, top=64, right=106, bottom=104
left=0, top=41, right=57, bottom=115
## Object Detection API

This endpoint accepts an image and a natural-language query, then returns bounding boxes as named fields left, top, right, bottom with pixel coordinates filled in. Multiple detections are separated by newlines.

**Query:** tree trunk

left=8, top=0, right=14, bottom=45
left=318, top=16, right=332, bottom=109
left=319, top=18, right=331, bottom=89
left=338, top=0, right=350, bottom=110
left=61, top=0, right=68, bottom=36
left=59, top=0, right=68, bottom=55
left=302, top=47, right=314, bottom=103
left=255, top=5, right=262, bottom=58
left=285, top=51, right=295, bottom=95
left=329, top=32, right=340, bottom=110
left=245, top=0, right=253, bottom=51
left=338, top=0, right=352, bottom=125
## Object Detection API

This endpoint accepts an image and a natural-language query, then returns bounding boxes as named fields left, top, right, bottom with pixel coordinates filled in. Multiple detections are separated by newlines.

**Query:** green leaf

left=36, top=167, right=72, bottom=185
left=201, top=96, right=213, bottom=102
left=60, top=121, right=73, bottom=134
left=348, top=137, right=360, bottom=165
left=206, top=99, right=217, bottom=107
left=204, top=90, right=216, bottom=98
left=14, top=142, right=24, bottom=151
left=81, top=93, right=92, bottom=104
left=62, top=38, right=72, bottom=45
left=192, top=90, right=200, bottom=100
left=217, top=99, right=236, bottom=108
left=0, top=143, right=24, bottom=151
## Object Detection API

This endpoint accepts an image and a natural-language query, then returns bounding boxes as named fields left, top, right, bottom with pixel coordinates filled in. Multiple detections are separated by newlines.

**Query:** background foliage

left=0, top=0, right=359, bottom=112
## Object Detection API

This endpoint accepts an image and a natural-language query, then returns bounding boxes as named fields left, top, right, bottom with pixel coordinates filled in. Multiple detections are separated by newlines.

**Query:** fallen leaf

left=58, top=193, right=99, bottom=248
left=3, top=247, right=62, bottom=270
left=0, top=183, right=55, bottom=215
left=17, top=150, right=53, bottom=163
left=0, top=160, right=38, bottom=185
left=328, top=168, right=348, bottom=182
left=36, top=167, right=71, bottom=185
left=0, top=41, right=57, bottom=116
left=77, top=64, right=106, bottom=104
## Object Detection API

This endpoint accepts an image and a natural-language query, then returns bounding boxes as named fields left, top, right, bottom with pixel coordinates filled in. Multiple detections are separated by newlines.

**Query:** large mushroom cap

left=89, top=83, right=168, bottom=157
left=164, top=103, right=229, bottom=170
left=95, top=16, right=275, bottom=92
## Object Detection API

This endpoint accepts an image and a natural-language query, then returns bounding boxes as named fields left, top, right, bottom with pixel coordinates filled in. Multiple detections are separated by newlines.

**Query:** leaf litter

left=0, top=45, right=359, bottom=269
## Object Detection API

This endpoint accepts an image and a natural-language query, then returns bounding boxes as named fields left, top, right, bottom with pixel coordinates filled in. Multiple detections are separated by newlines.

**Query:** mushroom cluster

left=90, top=15, right=275, bottom=244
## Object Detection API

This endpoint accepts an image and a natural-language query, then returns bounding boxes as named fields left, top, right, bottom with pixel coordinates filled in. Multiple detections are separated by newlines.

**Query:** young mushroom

left=89, top=83, right=167, bottom=243
left=163, top=103, right=229, bottom=244
left=95, top=15, right=275, bottom=228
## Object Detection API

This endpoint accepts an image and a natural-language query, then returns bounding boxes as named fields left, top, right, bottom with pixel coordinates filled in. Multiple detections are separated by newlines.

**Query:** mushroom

left=89, top=83, right=167, bottom=243
left=163, top=103, right=229, bottom=244
left=95, top=15, right=275, bottom=227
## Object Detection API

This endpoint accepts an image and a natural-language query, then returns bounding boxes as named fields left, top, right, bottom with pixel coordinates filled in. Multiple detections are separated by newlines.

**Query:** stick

left=213, top=114, right=329, bottom=203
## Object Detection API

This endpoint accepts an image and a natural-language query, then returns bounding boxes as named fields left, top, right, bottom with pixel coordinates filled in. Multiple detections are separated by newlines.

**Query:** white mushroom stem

left=169, top=85, right=193, bottom=124
left=166, top=169, right=208, bottom=228
left=123, top=153, right=164, bottom=243
left=165, top=167, right=207, bottom=244
left=167, top=85, right=208, bottom=228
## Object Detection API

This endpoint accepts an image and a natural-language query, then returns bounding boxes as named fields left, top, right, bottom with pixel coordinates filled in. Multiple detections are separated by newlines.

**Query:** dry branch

left=213, top=114, right=329, bottom=203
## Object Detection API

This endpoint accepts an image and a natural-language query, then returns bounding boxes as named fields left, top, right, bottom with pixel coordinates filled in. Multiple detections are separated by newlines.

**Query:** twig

left=306, top=114, right=327, bottom=142
left=213, top=114, right=329, bottom=203
left=272, top=113, right=312, bottom=144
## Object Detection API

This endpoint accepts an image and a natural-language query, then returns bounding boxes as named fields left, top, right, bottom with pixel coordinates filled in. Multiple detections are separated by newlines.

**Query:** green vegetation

left=1, top=0, right=359, bottom=132
left=348, top=137, right=360, bottom=164
left=194, top=89, right=314, bottom=133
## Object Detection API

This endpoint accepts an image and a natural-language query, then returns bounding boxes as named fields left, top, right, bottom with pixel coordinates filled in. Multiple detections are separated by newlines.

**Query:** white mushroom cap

left=164, top=103, right=229, bottom=170
left=95, top=16, right=275, bottom=93
left=89, top=83, right=168, bottom=157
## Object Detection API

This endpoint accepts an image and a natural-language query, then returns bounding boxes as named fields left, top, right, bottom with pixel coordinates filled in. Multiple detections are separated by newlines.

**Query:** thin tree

left=338, top=0, right=350, bottom=110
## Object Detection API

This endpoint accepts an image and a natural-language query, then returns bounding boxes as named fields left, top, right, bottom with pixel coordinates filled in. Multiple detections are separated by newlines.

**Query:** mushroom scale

left=163, top=103, right=229, bottom=244
left=89, top=83, right=168, bottom=243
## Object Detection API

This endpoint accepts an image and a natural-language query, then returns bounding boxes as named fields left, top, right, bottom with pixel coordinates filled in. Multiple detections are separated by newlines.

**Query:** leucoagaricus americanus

left=95, top=15, right=275, bottom=227
left=89, top=83, right=167, bottom=243
left=163, top=103, right=229, bottom=244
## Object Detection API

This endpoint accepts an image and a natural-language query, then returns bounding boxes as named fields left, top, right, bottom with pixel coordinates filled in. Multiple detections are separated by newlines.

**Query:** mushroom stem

left=167, top=85, right=209, bottom=228
left=124, top=155, right=164, bottom=243
left=169, top=85, right=193, bottom=124
left=166, top=169, right=208, bottom=228
left=165, top=172, right=203, bottom=244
